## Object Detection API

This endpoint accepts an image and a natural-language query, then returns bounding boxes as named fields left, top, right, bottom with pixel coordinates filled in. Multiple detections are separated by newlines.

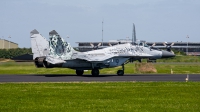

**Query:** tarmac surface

left=0, top=74, right=200, bottom=82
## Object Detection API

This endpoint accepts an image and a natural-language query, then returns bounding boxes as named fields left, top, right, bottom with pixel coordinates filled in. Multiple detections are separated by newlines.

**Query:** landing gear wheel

left=35, top=61, right=43, bottom=68
left=76, top=70, right=84, bottom=76
left=91, top=69, right=99, bottom=76
left=43, top=61, right=51, bottom=68
left=34, top=58, right=43, bottom=68
left=117, top=70, right=124, bottom=76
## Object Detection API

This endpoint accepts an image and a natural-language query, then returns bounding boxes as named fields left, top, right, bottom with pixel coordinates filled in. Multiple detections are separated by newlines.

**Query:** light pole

left=186, top=35, right=189, bottom=55
left=126, top=36, right=129, bottom=43
left=66, top=35, right=69, bottom=40
left=65, top=35, right=69, bottom=44
left=2, top=36, right=4, bottom=49
left=8, top=36, right=11, bottom=49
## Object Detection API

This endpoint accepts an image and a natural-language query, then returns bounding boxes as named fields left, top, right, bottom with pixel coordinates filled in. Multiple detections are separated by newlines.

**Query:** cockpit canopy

left=134, top=41, right=149, bottom=47
left=134, top=41, right=161, bottom=51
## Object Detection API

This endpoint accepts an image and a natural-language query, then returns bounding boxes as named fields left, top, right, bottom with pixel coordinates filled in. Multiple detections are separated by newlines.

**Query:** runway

left=0, top=74, right=200, bottom=82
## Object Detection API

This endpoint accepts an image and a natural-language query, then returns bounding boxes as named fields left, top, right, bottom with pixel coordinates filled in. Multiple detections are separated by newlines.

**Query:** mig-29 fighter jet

left=30, top=29, right=175, bottom=76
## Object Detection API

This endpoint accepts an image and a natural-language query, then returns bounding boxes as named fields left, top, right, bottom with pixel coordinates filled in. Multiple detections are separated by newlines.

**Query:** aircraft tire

left=117, top=70, right=124, bottom=76
left=43, top=60, right=52, bottom=68
left=76, top=70, right=84, bottom=76
left=91, top=69, right=99, bottom=76
left=34, top=58, right=44, bottom=68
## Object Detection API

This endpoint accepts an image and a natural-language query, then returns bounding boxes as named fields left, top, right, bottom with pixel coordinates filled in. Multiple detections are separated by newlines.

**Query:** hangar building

left=0, top=39, right=18, bottom=49
left=76, top=39, right=200, bottom=56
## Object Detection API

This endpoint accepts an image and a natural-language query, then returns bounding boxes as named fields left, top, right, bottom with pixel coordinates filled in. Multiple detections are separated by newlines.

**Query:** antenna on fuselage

left=132, top=23, right=136, bottom=45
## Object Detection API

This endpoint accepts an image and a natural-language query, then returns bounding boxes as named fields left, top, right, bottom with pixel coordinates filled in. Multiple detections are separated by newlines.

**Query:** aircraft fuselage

left=62, top=57, right=129, bottom=70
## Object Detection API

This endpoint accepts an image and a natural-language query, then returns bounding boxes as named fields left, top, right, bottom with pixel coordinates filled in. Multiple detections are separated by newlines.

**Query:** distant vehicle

left=30, top=29, right=175, bottom=76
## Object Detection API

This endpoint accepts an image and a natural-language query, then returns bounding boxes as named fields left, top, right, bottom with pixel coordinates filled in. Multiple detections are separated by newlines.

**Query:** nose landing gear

left=117, top=64, right=124, bottom=76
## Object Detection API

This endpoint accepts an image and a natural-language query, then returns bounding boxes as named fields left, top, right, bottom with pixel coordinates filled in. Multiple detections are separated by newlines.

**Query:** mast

left=132, top=23, right=136, bottom=44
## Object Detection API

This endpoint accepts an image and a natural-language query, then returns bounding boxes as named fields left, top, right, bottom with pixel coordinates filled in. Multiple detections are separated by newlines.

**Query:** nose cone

left=161, top=50, right=175, bottom=58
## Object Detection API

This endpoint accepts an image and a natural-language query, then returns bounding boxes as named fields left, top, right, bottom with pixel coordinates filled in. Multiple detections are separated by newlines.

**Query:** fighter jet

left=30, top=29, right=175, bottom=76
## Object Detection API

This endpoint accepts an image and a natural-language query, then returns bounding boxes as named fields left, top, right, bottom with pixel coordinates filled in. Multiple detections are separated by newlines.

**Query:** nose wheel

left=117, top=64, right=125, bottom=76
left=91, top=69, right=99, bottom=76
left=117, top=70, right=124, bottom=76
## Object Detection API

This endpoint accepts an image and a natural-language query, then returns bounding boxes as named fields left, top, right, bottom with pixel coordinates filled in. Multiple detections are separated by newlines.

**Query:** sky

left=0, top=0, right=200, bottom=48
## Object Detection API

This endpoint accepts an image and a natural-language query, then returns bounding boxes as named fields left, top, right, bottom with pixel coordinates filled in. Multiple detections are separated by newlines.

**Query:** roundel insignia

left=116, top=59, right=119, bottom=63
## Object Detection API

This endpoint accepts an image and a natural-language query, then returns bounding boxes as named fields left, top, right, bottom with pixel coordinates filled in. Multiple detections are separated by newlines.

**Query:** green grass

left=154, top=63, right=200, bottom=74
left=1, top=61, right=200, bottom=74
left=140, top=55, right=200, bottom=63
left=0, top=62, right=135, bottom=74
left=156, top=55, right=200, bottom=62
left=0, top=82, right=199, bottom=112
left=0, top=62, right=77, bottom=74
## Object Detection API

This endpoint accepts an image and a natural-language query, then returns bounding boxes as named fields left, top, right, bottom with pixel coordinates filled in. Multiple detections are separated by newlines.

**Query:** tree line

left=0, top=48, right=32, bottom=59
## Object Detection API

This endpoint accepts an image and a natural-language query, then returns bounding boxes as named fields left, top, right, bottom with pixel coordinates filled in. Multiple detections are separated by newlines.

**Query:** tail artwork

left=30, top=29, right=49, bottom=60
left=48, top=30, right=75, bottom=61
left=30, top=29, right=76, bottom=67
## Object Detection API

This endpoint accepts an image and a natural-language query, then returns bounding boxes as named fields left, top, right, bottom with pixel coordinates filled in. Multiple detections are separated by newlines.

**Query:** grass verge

left=0, top=82, right=199, bottom=112
left=1, top=61, right=200, bottom=74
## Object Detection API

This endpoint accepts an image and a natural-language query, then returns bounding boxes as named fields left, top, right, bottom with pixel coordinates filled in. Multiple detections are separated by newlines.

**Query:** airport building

left=76, top=39, right=200, bottom=56
left=0, top=39, right=18, bottom=49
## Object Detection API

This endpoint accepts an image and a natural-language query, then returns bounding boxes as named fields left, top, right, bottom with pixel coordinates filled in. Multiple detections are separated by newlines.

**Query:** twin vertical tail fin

left=30, top=29, right=49, bottom=60
left=30, top=29, right=74, bottom=64
left=48, top=30, right=74, bottom=61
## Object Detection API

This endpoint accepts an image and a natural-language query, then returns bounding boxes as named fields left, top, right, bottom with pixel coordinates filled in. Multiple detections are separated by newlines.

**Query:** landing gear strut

left=76, top=70, right=84, bottom=76
left=117, top=64, right=124, bottom=76
left=91, top=69, right=99, bottom=76
left=147, top=58, right=157, bottom=63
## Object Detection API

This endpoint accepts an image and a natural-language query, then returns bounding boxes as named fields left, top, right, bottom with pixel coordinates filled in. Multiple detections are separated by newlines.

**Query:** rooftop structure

left=76, top=40, right=200, bottom=55
left=0, top=39, right=18, bottom=49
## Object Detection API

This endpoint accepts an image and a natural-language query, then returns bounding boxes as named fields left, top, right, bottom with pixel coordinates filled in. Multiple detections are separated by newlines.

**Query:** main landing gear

left=76, top=69, right=100, bottom=76
left=91, top=69, right=99, bottom=76
left=75, top=64, right=125, bottom=76
left=76, top=70, right=84, bottom=76
left=117, top=64, right=124, bottom=76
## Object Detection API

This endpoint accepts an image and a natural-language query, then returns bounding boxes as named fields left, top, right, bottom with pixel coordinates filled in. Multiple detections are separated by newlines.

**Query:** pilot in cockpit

left=144, top=43, right=149, bottom=47
left=139, top=42, right=143, bottom=46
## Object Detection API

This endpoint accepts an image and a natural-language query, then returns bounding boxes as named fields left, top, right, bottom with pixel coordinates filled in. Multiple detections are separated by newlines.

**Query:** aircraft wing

left=74, top=53, right=117, bottom=62
left=45, top=51, right=117, bottom=64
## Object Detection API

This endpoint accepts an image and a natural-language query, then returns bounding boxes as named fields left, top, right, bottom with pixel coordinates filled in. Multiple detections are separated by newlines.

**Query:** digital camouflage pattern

left=49, top=34, right=74, bottom=60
